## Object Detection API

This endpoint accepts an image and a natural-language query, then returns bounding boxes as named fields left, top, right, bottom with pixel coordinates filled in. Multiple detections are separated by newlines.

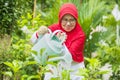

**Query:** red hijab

left=49, top=3, right=85, bottom=62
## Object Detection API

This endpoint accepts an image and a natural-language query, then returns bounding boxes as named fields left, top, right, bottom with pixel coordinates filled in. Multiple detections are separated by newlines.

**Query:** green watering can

left=31, top=29, right=66, bottom=65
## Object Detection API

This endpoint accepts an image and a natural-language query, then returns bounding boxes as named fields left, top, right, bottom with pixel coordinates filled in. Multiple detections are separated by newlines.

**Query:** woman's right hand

left=37, top=26, right=49, bottom=35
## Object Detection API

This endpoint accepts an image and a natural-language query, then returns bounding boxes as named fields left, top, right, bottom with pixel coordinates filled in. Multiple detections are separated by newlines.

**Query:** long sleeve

left=30, top=31, right=39, bottom=44
left=68, top=35, right=85, bottom=62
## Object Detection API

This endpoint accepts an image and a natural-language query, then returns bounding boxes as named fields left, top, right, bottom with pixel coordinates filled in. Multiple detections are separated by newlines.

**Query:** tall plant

left=70, top=0, right=108, bottom=56
left=39, top=0, right=69, bottom=26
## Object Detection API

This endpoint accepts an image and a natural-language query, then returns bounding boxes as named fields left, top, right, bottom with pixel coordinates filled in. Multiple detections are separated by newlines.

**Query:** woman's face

left=61, top=14, right=76, bottom=32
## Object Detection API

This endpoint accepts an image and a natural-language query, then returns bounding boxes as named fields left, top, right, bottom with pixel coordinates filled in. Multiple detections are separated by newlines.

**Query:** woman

left=31, top=3, right=86, bottom=80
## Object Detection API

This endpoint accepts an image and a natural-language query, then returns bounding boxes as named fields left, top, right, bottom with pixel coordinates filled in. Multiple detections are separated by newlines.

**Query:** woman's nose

left=66, top=21, right=70, bottom=25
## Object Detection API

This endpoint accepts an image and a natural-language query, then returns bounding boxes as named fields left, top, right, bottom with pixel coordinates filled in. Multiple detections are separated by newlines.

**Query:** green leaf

left=24, top=61, right=37, bottom=66
left=2, top=71, right=13, bottom=77
left=27, top=75, right=40, bottom=80
left=4, top=62, right=13, bottom=69
left=77, top=68, right=89, bottom=77
left=4, top=60, right=23, bottom=73
left=94, top=70, right=109, bottom=77
left=61, top=70, right=70, bottom=80
left=21, top=75, right=28, bottom=80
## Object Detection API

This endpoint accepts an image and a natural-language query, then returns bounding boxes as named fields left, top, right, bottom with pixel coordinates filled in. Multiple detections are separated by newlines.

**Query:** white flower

left=99, top=40, right=109, bottom=46
left=90, top=25, right=107, bottom=34
left=95, top=25, right=107, bottom=32
left=5, top=2, right=8, bottom=6
left=100, top=63, right=113, bottom=80
left=89, top=34, right=92, bottom=39
left=21, top=26, right=31, bottom=34
left=89, top=25, right=107, bottom=39
left=91, top=52, right=98, bottom=58
left=112, top=4, right=120, bottom=21
left=102, top=15, right=108, bottom=20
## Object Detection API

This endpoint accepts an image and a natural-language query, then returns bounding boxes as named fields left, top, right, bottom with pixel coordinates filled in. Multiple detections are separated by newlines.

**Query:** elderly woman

left=31, top=3, right=86, bottom=80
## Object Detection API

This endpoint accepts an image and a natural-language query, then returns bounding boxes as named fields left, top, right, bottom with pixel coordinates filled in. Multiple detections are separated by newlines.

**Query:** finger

left=56, top=32, right=61, bottom=37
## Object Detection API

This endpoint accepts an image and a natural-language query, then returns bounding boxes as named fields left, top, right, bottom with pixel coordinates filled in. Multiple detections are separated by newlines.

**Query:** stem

left=116, top=25, right=119, bottom=46
left=32, top=0, right=37, bottom=27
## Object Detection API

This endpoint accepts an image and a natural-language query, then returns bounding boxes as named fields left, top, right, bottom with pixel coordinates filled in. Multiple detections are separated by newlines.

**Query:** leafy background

left=0, top=0, right=120, bottom=80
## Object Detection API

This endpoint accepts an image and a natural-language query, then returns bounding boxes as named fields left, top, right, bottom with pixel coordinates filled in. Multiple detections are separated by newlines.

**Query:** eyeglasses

left=61, top=18, right=76, bottom=24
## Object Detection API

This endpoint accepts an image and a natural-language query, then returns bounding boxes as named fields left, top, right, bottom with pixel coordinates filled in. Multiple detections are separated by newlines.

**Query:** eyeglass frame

left=61, top=18, right=76, bottom=24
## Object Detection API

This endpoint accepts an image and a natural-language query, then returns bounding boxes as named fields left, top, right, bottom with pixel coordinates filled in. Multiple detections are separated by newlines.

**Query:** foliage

left=17, top=12, right=47, bottom=31
left=0, top=35, right=11, bottom=79
left=39, top=0, right=69, bottom=26
left=102, top=14, right=117, bottom=27
left=31, top=48, right=47, bottom=66
left=61, top=70, right=70, bottom=80
left=37, top=0, right=57, bottom=12
left=77, top=57, right=109, bottom=80
left=3, top=60, right=38, bottom=80
left=40, top=0, right=60, bottom=26
left=0, top=0, right=33, bottom=36
left=70, top=0, right=108, bottom=56
left=101, top=0, right=120, bottom=9
left=51, top=69, right=70, bottom=80
left=95, top=41, right=120, bottom=79
left=0, top=0, right=120, bottom=80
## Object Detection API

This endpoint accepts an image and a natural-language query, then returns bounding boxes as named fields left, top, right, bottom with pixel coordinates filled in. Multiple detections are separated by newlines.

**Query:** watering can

left=31, top=29, right=66, bottom=65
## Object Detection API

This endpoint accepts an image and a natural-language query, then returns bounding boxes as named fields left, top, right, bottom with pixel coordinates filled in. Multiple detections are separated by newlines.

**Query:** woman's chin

left=65, top=30, right=72, bottom=32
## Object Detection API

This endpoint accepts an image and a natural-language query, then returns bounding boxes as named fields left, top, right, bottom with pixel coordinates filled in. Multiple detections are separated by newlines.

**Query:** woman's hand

left=37, top=26, right=48, bottom=35
left=56, top=31, right=67, bottom=42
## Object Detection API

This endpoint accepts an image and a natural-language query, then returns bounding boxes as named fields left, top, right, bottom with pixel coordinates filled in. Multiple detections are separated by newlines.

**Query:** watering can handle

left=50, top=30, right=66, bottom=44
left=48, top=29, right=52, bottom=34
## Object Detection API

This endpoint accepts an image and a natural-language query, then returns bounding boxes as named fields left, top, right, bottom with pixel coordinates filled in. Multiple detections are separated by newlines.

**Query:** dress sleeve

left=68, top=35, right=85, bottom=62
left=48, top=24, right=59, bottom=32
left=30, top=31, right=39, bottom=44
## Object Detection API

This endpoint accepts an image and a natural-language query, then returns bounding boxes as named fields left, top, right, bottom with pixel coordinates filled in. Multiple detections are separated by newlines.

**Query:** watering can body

left=31, top=30, right=65, bottom=56
left=48, top=44, right=73, bottom=65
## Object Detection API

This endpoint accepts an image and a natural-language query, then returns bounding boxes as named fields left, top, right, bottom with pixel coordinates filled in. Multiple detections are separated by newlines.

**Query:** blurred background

left=0, top=0, right=120, bottom=80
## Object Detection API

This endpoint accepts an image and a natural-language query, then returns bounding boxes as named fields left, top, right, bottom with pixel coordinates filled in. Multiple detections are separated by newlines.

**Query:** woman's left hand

left=56, top=32, right=67, bottom=42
